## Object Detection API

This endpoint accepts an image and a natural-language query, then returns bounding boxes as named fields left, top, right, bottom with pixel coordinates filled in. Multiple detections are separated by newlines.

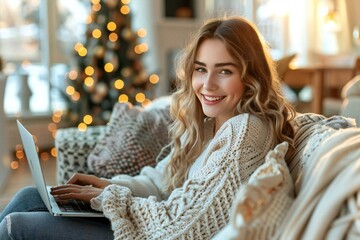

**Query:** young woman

left=0, top=16, right=295, bottom=239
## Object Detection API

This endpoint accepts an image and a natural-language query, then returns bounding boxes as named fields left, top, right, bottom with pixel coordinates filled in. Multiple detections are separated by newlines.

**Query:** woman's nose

left=203, top=73, right=217, bottom=90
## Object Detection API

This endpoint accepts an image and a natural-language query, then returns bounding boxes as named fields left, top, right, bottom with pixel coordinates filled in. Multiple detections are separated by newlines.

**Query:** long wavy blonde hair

left=164, top=16, right=296, bottom=192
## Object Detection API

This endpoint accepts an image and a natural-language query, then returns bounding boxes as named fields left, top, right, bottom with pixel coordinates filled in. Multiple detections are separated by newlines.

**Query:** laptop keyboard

left=56, top=199, right=95, bottom=213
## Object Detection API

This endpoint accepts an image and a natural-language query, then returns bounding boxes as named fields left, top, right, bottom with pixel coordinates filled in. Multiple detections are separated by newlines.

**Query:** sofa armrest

left=55, top=125, right=106, bottom=184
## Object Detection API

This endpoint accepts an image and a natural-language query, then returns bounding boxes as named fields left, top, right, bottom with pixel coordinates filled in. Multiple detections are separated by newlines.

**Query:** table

left=283, top=54, right=358, bottom=114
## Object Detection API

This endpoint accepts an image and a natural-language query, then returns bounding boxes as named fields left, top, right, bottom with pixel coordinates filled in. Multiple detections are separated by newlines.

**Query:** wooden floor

left=0, top=158, right=57, bottom=211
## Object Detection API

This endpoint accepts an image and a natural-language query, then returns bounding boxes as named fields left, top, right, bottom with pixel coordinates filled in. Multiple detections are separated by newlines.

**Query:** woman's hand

left=66, top=173, right=111, bottom=189
left=50, top=173, right=111, bottom=203
left=50, top=184, right=103, bottom=203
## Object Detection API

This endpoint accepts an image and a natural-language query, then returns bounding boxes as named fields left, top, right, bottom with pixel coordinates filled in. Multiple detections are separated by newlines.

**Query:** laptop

left=17, top=120, right=104, bottom=217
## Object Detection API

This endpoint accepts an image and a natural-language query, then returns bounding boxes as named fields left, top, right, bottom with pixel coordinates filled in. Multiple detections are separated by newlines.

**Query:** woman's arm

left=51, top=152, right=171, bottom=202
left=108, top=153, right=171, bottom=200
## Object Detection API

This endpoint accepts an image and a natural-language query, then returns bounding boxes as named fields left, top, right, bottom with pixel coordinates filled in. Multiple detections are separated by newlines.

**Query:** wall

left=130, top=0, right=207, bottom=97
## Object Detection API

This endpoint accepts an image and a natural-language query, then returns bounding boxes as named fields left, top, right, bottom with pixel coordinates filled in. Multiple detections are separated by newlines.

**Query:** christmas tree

left=64, top=0, right=159, bottom=128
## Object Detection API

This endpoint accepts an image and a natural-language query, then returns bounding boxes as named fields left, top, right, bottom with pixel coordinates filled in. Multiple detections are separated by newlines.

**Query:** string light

left=107, top=21, right=117, bottom=31
left=68, top=70, right=78, bottom=80
left=118, top=94, right=129, bottom=102
left=134, top=45, right=142, bottom=54
left=114, top=79, right=124, bottom=89
left=66, top=86, right=75, bottom=95
left=84, top=76, right=95, bottom=87
left=120, top=5, right=130, bottom=15
left=51, top=115, right=61, bottom=123
left=92, top=3, right=101, bottom=12
left=139, top=43, right=148, bottom=52
left=83, top=115, right=93, bottom=125
left=15, top=149, right=24, bottom=159
left=48, top=123, right=57, bottom=132
left=51, top=130, right=57, bottom=138
left=149, top=74, right=159, bottom=84
left=78, top=47, right=87, bottom=57
left=109, top=32, right=118, bottom=42
left=104, top=63, right=114, bottom=72
left=10, top=161, right=19, bottom=170
left=85, top=15, right=93, bottom=24
left=137, top=28, right=147, bottom=38
left=92, top=29, right=102, bottom=39
left=74, top=43, right=83, bottom=51
left=121, top=0, right=131, bottom=4
left=53, top=110, right=63, bottom=118
left=85, top=66, right=95, bottom=76
left=141, top=99, right=151, bottom=107
left=78, top=123, right=87, bottom=131
left=135, top=92, right=146, bottom=103
left=51, top=148, right=57, bottom=157
left=40, top=152, right=50, bottom=161
left=71, top=92, right=81, bottom=101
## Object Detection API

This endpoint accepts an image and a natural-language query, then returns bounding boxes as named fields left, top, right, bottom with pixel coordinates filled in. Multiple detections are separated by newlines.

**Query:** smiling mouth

left=202, top=94, right=226, bottom=102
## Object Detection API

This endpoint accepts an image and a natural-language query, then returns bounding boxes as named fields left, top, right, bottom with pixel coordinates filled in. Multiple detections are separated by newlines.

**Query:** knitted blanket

left=91, top=114, right=275, bottom=239
left=277, top=127, right=360, bottom=239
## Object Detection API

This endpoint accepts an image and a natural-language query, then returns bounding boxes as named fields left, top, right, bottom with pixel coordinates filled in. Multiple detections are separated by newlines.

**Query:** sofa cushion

left=276, top=127, right=360, bottom=239
left=341, top=75, right=360, bottom=98
left=87, top=102, right=172, bottom=178
left=213, top=142, right=294, bottom=240
left=287, top=113, right=356, bottom=194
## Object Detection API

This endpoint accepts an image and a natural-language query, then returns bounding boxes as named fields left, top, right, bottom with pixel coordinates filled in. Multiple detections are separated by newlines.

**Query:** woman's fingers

left=50, top=185, right=103, bottom=202
left=51, top=184, right=90, bottom=194
left=67, top=173, right=90, bottom=185
left=66, top=173, right=111, bottom=189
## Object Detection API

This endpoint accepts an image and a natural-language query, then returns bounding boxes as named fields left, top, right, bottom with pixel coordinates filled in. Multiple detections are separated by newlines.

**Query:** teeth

left=203, top=95, right=224, bottom=101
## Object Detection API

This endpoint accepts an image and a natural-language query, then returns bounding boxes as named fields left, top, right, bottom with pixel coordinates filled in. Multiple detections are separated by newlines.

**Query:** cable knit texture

left=91, top=114, right=274, bottom=239
left=213, top=142, right=294, bottom=240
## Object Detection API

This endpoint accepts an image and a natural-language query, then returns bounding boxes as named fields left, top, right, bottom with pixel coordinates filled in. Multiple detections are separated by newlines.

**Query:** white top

left=91, top=113, right=275, bottom=240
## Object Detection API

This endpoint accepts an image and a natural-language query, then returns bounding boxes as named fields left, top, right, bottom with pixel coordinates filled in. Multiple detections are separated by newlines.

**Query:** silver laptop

left=17, top=120, right=104, bottom=217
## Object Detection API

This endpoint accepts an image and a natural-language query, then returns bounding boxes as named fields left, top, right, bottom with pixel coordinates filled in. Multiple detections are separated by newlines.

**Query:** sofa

left=340, top=75, right=360, bottom=126
left=55, top=97, right=360, bottom=239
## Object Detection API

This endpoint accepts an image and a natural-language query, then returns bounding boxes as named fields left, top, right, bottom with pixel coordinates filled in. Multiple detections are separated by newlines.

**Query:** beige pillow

left=287, top=113, right=355, bottom=191
left=213, top=142, right=294, bottom=240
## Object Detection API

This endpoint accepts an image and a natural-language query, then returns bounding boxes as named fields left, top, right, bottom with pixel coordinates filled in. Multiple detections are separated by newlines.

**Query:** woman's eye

left=195, top=67, right=206, bottom=73
left=220, top=69, right=232, bottom=75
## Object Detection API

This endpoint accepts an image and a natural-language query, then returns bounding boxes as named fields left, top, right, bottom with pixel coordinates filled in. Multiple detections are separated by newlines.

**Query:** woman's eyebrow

left=194, top=60, right=236, bottom=67
left=215, top=62, right=236, bottom=67
left=194, top=60, right=206, bottom=66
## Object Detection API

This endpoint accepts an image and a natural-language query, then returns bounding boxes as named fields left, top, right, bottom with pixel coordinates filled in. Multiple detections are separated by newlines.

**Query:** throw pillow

left=286, top=113, right=355, bottom=188
left=212, top=142, right=294, bottom=240
left=87, top=102, right=172, bottom=178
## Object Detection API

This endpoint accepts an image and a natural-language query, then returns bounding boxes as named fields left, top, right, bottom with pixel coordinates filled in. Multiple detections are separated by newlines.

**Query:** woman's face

left=192, top=38, right=245, bottom=131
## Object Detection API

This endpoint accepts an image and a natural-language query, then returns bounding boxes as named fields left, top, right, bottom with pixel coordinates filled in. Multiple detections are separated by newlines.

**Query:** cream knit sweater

left=91, top=114, right=274, bottom=239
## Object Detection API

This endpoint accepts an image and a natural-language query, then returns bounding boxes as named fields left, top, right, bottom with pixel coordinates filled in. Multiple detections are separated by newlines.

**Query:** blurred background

left=0, top=0, right=360, bottom=201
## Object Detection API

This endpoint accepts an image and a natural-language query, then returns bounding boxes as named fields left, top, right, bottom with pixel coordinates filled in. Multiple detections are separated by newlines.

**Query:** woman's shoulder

left=221, top=114, right=273, bottom=148
left=222, top=113, right=268, bottom=130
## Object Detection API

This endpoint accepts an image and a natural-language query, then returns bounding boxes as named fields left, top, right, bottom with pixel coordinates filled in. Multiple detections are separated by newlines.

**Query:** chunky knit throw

left=91, top=114, right=275, bottom=239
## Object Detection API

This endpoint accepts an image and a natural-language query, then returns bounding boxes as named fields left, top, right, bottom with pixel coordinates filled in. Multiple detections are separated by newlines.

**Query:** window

left=0, top=0, right=89, bottom=116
